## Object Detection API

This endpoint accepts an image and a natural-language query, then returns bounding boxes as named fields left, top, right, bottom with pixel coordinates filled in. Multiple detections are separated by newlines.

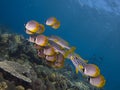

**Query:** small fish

left=69, top=54, right=87, bottom=75
left=35, top=35, right=48, bottom=46
left=25, top=20, right=45, bottom=34
left=89, top=75, right=106, bottom=88
left=50, top=53, right=65, bottom=68
left=83, top=64, right=100, bottom=77
left=46, top=17, right=57, bottom=26
left=46, top=17, right=60, bottom=29
left=43, top=46, right=56, bottom=56
left=56, top=53, right=65, bottom=64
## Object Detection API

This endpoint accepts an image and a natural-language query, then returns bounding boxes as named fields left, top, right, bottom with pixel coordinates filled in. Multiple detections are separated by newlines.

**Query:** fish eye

left=87, top=76, right=90, bottom=82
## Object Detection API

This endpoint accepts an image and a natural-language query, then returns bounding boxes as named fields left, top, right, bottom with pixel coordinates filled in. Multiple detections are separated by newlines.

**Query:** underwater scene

left=0, top=0, right=120, bottom=90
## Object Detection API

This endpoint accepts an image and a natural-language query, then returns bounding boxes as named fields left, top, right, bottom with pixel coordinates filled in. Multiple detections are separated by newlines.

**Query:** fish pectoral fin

left=78, top=65, right=84, bottom=70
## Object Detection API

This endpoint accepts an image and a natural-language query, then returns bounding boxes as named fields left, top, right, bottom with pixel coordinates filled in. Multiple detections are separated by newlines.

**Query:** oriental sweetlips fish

left=24, top=17, right=106, bottom=88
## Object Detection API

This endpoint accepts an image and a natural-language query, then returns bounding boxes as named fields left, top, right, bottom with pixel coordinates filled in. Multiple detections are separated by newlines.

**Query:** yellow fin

left=99, top=75, right=106, bottom=88
left=64, top=47, right=76, bottom=58
left=78, top=65, right=84, bottom=70
left=36, top=24, right=45, bottom=34
left=93, top=65, right=100, bottom=77
left=76, top=67, right=79, bottom=74
left=69, top=47, right=76, bottom=53
left=84, top=60, right=88, bottom=63
left=51, top=35, right=69, bottom=46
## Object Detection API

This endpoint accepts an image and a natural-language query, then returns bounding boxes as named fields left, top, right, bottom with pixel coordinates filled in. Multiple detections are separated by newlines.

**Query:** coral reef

left=0, top=31, right=102, bottom=90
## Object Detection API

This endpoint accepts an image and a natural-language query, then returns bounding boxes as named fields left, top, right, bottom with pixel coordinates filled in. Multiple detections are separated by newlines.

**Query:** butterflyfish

left=43, top=46, right=56, bottom=56
left=53, top=53, right=65, bottom=69
left=89, top=75, right=106, bottom=88
left=46, top=53, right=65, bottom=68
left=35, top=35, right=48, bottom=46
left=46, top=17, right=60, bottom=29
left=46, top=17, right=57, bottom=26
left=25, top=20, right=45, bottom=34
left=83, top=64, right=100, bottom=77
left=56, top=53, right=65, bottom=64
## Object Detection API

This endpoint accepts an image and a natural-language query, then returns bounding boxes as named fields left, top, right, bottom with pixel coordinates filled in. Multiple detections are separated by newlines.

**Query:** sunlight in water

left=77, top=0, right=120, bottom=15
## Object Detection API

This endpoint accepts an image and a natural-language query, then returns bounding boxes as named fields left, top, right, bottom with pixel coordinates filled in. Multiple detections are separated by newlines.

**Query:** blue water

left=0, top=0, right=120, bottom=90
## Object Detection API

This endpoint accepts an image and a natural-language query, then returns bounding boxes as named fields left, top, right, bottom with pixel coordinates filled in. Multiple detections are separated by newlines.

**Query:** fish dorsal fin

left=75, top=54, right=88, bottom=63
left=50, top=35, right=69, bottom=46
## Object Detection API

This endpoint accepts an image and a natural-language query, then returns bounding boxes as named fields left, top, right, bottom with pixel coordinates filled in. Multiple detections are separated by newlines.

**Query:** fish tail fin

left=64, top=47, right=76, bottom=58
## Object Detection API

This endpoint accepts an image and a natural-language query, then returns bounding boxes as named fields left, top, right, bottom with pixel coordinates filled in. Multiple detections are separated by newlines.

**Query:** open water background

left=0, top=0, right=120, bottom=89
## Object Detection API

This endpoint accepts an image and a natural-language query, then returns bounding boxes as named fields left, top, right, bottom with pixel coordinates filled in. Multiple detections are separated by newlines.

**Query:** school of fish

left=24, top=17, right=106, bottom=88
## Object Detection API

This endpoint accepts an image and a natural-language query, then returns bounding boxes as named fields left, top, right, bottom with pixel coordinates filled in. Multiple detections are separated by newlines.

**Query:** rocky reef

left=0, top=29, right=102, bottom=90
